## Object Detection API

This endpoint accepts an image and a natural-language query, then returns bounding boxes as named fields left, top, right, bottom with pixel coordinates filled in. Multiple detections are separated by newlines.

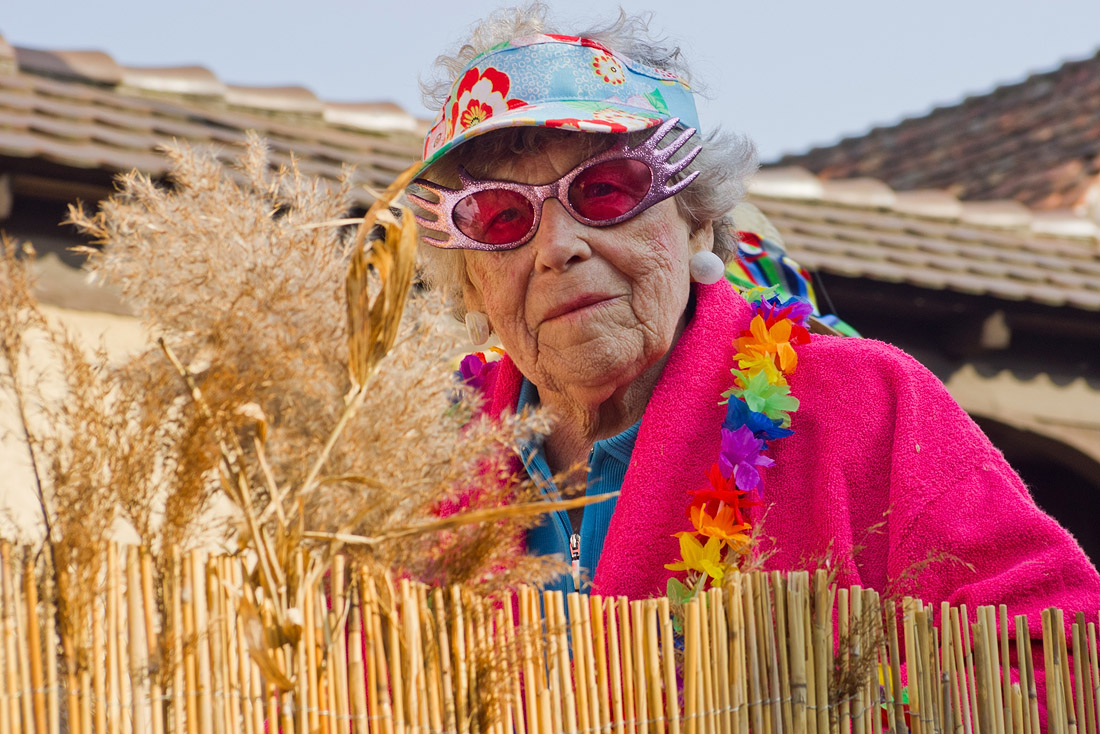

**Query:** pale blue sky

left=5, top=1, right=1100, bottom=159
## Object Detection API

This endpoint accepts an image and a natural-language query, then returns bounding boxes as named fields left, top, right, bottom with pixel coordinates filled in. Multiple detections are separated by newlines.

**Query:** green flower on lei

left=723, top=369, right=800, bottom=427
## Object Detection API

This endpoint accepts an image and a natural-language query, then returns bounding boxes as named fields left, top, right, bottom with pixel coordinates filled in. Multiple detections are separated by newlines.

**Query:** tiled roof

left=771, top=50, right=1100, bottom=216
left=6, top=36, right=1099, bottom=314
left=0, top=35, right=425, bottom=205
left=747, top=168, right=1100, bottom=311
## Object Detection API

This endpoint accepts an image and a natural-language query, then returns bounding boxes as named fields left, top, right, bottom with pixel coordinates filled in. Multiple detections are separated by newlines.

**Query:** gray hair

left=416, top=3, right=758, bottom=321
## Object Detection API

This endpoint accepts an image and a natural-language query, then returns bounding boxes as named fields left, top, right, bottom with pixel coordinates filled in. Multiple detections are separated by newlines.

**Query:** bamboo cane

left=1011, top=684, right=1024, bottom=734
left=1080, top=616, right=1096, bottom=734
left=172, top=549, right=189, bottom=734
left=225, top=560, right=253, bottom=734
left=902, top=598, right=923, bottom=734
left=1073, top=621, right=1088, bottom=734
left=853, top=587, right=868, bottom=734
left=44, top=577, right=58, bottom=734
left=868, top=591, right=886, bottom=734
left=712, top=587, right=731, bottom=734
left=331, top=557, right=349, bottom=734
left=941, top=602, right=960, bottom=734
left=303, top=556, right=320, bottom=734
left=617, top=596, right=634, bottom=734
left=217, top=558, right=239, bottom=734
left=1055, top=609, right=1078, bottom=734
left=570, top=594, right=592, bottom=734
left=788, top=573, right=808, bottom=734
left=519, top=588, right=540, bottom=734
left=422, top=585, right=446, bottom=734
left=1088, top=622, right=1100, bottom=734
left=593, top=594, right=613, bottom=734
left=915, top=606, right=936, bottom=734
left=1, top=542, right=18, bottom=734
left=452, top=585, right=470, bottom=734
left=366, top=573, right=392, bottom=734
left=107, top=543, right=122, bottom=734
left=79, top=661, right=91, bottom=734
left=658, top=597, right=680, bottom=734
left=1043, top=610, right=1066, bottom=734
left=190, top=550, right=213, bottom=734
left=126, top=547, right=149, bottom=734
left=607, top=594, right=625, bottom=734
left=141, top=552, right=164, bottom=734
left=11, top=551, right=33, bottom=734
left=755, top=573, right=777, bottom=734
left=204, top=558, right=226, bottom=734
left=999, top=607, right=1013, bottom=734
left=983, top=607, right=1006, bottom=734
left=118, top=552, right=132, bottom=734
left=773, top=571, right=793, bottom=734
left=839, top=588, right=853, bottom=734
left=381, top=575, right=404, bottom=734
left=581, top=595, right=602, bottom=734
left=685, top=598, right=699, bottom=734
left=1013, top=616, right=1031, bottom=734
left=22, top=554, right=45, bottom=734
left=742, top=574, right=765, bottom=734
left=434, top=586, right=457, bottom=734
left=348, top=584, right=369, bottom=734
left=557, top=592, right=579, bottom=734
left=961, top=605, right=981, bottom=734
left=950, top=607, right=974, bottom=734
left=633, top=598, right=655, bottom=734
left=801, top=574, right=816, bottom=734
left=695, top=593, right=707, bottom=734
left=0, top=545, right=9, bottom=734
left=464, top=592, right=480, bottom=734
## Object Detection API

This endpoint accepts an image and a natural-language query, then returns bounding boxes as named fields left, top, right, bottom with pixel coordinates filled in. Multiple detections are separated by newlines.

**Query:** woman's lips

left=540, top=294, right=620, bottom=323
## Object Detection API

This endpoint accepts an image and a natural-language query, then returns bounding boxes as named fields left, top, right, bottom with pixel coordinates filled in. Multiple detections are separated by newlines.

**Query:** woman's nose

left=530, top=198, right=592, bottom=273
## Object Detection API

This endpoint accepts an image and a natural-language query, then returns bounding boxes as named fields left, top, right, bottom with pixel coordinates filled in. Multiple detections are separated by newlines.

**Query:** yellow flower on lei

left=665, top=532, right=726, bottom=584
left=735, top=314, right=800, bottom=374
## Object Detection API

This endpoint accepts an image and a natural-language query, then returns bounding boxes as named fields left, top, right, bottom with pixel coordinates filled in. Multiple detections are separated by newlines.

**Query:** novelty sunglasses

left=410, top=117, right=701, bottom=251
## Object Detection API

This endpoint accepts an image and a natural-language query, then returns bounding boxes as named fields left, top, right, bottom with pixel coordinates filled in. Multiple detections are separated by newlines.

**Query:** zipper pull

left=569, top=533, right=581, bottom=591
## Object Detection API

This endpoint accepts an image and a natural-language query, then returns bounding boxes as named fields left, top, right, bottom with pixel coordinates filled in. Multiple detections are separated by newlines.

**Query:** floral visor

left=420, top=34, right=701, bottom=169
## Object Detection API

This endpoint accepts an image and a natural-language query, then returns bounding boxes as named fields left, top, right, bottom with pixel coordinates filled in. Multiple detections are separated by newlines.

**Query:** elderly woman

left=411, top=6, right=1100, bottom=618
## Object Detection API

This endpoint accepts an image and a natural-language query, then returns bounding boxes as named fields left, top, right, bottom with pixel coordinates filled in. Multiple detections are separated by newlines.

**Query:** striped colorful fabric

left=728, top=231, right=860, bottom=337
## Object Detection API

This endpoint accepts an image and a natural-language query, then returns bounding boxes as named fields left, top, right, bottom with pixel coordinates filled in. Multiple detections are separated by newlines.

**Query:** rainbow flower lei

left=665, top=286, right=812, bottom=603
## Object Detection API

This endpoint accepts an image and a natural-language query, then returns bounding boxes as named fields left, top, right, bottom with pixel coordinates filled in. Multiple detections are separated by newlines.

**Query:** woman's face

left=461, top=136, right=711, bottom=404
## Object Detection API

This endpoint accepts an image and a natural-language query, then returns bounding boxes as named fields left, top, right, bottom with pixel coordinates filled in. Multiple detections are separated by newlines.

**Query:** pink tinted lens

left=453, top=189, right=535, bottom=245
left=568, top=159, right=653, bottom=222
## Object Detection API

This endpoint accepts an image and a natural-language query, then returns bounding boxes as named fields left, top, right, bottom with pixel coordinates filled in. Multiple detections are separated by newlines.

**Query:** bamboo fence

left=0, top=541, right=1096, bottom=734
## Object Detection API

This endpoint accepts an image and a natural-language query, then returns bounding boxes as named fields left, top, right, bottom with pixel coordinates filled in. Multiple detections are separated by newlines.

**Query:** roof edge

left=747, top=166, right=1100, bottom=243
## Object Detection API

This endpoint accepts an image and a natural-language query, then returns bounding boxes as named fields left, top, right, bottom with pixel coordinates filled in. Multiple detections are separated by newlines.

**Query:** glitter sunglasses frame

left=409, top=116, right=701, bottom=251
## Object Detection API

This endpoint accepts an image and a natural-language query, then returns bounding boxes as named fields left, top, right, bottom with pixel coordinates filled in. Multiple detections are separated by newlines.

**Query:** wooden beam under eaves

left=10, top=173, right=113, bottom=205
left=0, top=174, right=11, bottom=220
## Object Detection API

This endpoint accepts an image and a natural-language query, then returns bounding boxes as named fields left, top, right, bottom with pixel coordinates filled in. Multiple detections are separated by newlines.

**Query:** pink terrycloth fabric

left=482, top=279, right=1100, bottom=619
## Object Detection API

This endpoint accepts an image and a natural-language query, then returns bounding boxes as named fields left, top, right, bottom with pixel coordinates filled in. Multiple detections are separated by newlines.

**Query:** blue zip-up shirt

left=517, top=378, right=639, bottom=595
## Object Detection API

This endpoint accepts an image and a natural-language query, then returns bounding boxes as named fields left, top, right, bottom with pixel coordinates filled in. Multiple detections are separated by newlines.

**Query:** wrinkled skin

left=460, top=137, right=713, bottom=469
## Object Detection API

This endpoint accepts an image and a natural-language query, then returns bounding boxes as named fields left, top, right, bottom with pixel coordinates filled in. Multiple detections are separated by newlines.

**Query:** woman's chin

left=535, top=334, right=658, bottom=399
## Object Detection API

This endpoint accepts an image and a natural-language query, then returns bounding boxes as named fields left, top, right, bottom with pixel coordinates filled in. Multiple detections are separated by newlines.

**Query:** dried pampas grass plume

left=0, top=136, right=599, bottom=703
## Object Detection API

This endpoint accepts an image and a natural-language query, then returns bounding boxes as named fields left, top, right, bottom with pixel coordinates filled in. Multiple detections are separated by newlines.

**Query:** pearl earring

left=689, top=250, right=725, bottom=285
left=465, top=311, right=490, bottom=346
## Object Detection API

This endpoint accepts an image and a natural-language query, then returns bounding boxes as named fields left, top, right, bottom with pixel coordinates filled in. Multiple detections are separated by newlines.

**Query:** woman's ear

left=689, top=219, right=715, bottom=256
left=457, top=263, right=488, bottom=319
left=461, top=268, right=487, bottom=316
left=461, top=267, right=492, bottom=345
